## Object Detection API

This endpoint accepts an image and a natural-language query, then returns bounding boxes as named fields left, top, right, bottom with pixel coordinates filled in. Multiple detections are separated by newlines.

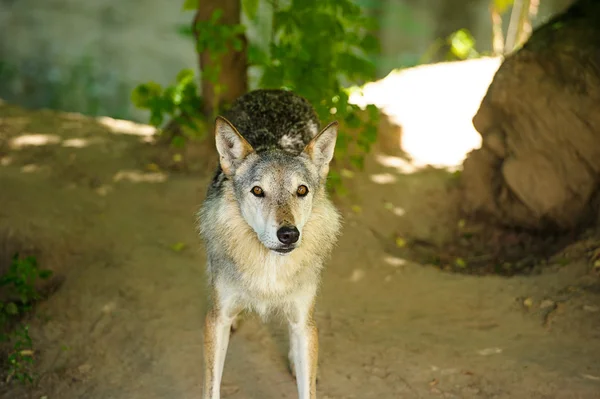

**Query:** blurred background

left=2, top=1, right=600, bottom=398
left=0, top=0, right=573, bottom=121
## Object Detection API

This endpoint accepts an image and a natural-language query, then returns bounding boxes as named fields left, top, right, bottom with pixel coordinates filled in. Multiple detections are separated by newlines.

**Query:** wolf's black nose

left=277, top=226, right=300, bottom=245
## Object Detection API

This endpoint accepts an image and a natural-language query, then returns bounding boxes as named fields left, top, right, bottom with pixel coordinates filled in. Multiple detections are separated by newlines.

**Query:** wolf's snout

left=277, top=226, right=300, bottom=245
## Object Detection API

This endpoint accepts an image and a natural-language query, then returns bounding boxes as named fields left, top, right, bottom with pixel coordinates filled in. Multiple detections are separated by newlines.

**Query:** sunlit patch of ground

left=96, top=116, right=157, bottom=137
left=9, top=133, right=61, bottom=148
left=350, top=57, right=503, bottom=171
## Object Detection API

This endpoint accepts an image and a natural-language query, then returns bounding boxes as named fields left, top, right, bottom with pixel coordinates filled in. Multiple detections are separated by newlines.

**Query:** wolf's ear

left=303, top=121, right=338, bottom=176
left=215, top=116, right=254, bottom=176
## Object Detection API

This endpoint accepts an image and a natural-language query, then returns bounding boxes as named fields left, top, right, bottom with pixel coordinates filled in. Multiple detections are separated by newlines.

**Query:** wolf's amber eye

left=251, top=186, right=264, bottom=197
left=297, top=185, right=309, bottom=197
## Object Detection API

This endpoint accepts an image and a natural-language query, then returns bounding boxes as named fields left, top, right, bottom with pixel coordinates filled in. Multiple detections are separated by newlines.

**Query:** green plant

left=6, top=325, right=34, bottom=384
left=132, top=0, right=381, bottom=193
left=421, top=28, right=480, bottom=63
left=0, top=254, right=53, bottom=384
left=253, top=0, right=380, bottom=193
left=423, top=0, right=541, bottom=63
left=448, top=29, right=479, bottom=60
left=131, top=69, right=206, bottom=148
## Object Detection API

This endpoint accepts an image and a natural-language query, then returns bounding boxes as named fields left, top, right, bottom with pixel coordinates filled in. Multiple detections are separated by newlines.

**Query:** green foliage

left=242, top=0, right=260, bottom=20
left=448, top=29, right=479, bottom=60
left=421, top=27, right=481, bottom=63
left=6, top=325, right=34, bottom=384
left=254, top=0, right=380, bottom=191
left=494, top=0, right=515, bottom=13
left=131, top=69, right=206, bottom=147
left=194, top=9, right=246, bottom=87
left=0, top=254, right=53, bottom=384
left=132, top=0, right=381, bottom=193
left=0, top=255, right=50, bottom=307
left=423, top=0, right=537, bottom=62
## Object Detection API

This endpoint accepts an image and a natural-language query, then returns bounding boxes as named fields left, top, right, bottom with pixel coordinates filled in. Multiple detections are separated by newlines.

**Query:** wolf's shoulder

left=222, top=89, right=320, bottom=154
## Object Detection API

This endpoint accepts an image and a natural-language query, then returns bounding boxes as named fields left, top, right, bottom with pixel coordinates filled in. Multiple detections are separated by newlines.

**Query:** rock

left=461, top=0, right=600, bottom=231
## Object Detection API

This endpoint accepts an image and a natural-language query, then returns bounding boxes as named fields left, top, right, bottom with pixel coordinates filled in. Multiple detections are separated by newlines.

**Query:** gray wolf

left=197, top=89, right=342, bottom=399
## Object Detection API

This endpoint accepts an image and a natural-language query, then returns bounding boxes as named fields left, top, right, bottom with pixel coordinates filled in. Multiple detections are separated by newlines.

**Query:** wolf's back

left=222, top=89, right=320, bottom=154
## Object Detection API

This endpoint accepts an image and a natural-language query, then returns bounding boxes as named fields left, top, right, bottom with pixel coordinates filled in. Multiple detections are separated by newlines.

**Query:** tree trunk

left=193, top=0, right=248, bottom=119
left=461, top=0, right=600, bottom=231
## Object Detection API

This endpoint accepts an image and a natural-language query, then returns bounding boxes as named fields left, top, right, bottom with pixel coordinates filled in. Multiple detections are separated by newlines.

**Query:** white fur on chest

left=222, top=254, right=319, bottom=318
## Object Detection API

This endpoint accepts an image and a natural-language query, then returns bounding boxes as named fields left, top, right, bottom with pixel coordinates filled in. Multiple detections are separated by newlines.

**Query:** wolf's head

left=214, top=116, right=338, bottom=255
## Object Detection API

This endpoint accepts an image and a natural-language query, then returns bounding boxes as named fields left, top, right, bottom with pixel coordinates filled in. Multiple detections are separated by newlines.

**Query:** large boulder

left=461, top=0, right=600, bottom=231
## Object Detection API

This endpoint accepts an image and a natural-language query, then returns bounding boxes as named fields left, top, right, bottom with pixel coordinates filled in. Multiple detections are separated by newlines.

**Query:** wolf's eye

left=251, top=186, right=264, bottom=197
left=297, top=185, right=309, bottom=197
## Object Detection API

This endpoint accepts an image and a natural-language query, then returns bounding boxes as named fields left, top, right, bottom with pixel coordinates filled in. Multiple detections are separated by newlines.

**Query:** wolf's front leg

left=287, top=297, right=319, bottom=399
left=202, top=293, right=239, bottom=399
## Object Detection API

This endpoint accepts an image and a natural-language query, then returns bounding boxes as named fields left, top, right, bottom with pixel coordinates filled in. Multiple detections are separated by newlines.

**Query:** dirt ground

left=0, top=96, right=600, bottom=399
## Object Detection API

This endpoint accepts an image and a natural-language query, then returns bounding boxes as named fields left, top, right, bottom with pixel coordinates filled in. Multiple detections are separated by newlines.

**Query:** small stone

left=540, top=299, right=555, bottom=309
left=477, top=347, right=502, bottom=356
left=95, top=185, right=112, bottom=196
left=583, top=305, right=599, bottom=313
left=349, top=269, right=365, bottom=282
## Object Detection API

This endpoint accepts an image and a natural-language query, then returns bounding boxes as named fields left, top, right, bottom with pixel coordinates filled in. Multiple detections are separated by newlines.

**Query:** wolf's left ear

left=215, top=116, right=255, bottom=176
left=302, top=121, right=338, bottom=176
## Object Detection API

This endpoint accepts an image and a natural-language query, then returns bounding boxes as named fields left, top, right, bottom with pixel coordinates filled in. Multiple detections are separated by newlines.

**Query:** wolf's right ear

left=214, top=116, right=254, bottom=176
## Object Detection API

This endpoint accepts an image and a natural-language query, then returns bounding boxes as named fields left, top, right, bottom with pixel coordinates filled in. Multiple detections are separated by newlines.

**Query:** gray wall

left=0, top=0, right=197, bottom=120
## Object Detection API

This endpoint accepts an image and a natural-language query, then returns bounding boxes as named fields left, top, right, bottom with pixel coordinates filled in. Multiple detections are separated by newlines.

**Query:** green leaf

left=338, top=53, right=376, bottom=80
left=131, top=82, right=163, bottom=109
left=5, top=302, right=18, bottom=315
left=38, top=270, right=53, bottom=280
left=448, top=29, right=477, bottom=60
left=176, top=23, right=194, bottom=39
left=210, top=9, right=224, bottom=24
left=231, top=38, right=243, bottom=52
left=350, top=155, right=364, bottom=170
left=242, top=0, right=260, bottom=20
left=149, top=112, right=164, bottom=128
left=170, top=242, right=186, bottom=252
left=494, top=0, right=514, bottom=13
left=176, top=68, right=195, bottom=83
left=360, top=33, right=380, bottom=54
left=248, top=45, right=270, bottom=66
left=344, top=112, right=361, bottom=129
left=171, top=136, right=186, bottom=148
left=182, top=0, right=198, bottom=11
left=366, top=104, right=379, bottom=121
